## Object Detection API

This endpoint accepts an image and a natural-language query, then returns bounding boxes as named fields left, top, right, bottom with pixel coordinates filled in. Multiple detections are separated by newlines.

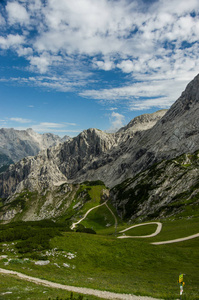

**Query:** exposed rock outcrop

left=0, top=111, right=166, bottom=199
left=110, top=151, right=199, bottom=220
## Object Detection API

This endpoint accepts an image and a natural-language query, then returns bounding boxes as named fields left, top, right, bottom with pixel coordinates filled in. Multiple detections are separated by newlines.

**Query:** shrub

left=0, top=220, right=71, bottom=254
left=75, top=224, right=96, bottom=234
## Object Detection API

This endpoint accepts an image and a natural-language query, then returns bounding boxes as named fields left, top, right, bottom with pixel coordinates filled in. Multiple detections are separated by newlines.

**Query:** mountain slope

left=0, top=152, right=14, bottom=171
left=0, top=128, right=69, bottom=166
left=110, top=150, right=199, bottom=221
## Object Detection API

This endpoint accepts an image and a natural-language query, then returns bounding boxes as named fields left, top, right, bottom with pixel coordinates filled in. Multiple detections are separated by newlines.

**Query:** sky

left=0, top=0, right=199, bottom=137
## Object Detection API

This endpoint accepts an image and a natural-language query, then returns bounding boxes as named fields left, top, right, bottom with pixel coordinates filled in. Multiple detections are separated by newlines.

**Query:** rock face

left=118, top=109, right=167, bottom=135
left=0, top=127, right=69, bottom=165
left=76, top=74, right=199, bottom=186
left=0, top=112, right=166, bottom=199
left=0, top=183, right=79, bottom=222
left=110, top=151, right=199, bottom=221
left=1, top=73, right=199, bottom=203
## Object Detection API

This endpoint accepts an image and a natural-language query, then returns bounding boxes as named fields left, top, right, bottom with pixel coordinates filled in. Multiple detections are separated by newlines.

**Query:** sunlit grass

left=1, top=216, right=199, bottom=299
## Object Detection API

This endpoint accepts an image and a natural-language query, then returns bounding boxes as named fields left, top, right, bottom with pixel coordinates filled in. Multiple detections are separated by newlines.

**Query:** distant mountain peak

left=118, top=109, right=168, bottom=134
left=0, top=128, right=70, bottom=167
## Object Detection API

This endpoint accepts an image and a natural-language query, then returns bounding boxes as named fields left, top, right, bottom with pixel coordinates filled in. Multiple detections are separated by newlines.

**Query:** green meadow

left=0, top=216, right=199, bottom=300
left=0, top=181, right=199, bottom=300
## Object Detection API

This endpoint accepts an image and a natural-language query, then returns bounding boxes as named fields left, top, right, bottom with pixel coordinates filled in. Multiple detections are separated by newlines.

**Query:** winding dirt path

left=0, top=268, right=160, bottom=300
left=71, top=204, right=199, bottom=246
left=105, top=202, right=118, bottom=229
left=118, top=222, right=162, bottom=239
left=71, top=202, right=106, bottom=229
left=151, top=233, right=199, bottom=245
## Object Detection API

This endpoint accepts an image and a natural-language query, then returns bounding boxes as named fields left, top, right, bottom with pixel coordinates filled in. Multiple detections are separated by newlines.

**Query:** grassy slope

left=0, top=174, right=199, bottom=300
left=0, top=217, right=199, bottom=300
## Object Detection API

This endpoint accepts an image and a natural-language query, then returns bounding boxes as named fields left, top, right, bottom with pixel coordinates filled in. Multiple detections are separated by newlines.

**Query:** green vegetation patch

left=81, top=204, right=115, bottom=232
left=0, top=220, right=71, bottom=254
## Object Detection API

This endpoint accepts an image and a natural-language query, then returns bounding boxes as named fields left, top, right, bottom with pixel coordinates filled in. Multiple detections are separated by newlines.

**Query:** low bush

left=0, top=220, right=71, bottom=254
left=75, top=224, right=96, bottom=234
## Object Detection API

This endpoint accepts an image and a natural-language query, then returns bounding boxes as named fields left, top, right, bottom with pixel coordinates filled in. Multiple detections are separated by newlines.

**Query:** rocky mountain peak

left=118, top=109, right=167, bottom=134
left=160, top=73, right=199, bottom=123
left=0, top=128, right=69, bottom=167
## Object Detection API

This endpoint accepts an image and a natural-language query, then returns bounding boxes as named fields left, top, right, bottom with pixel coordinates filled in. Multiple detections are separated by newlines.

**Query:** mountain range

left=0, top=128, right=69, bottom=171
left=0, top=73, right=199, bottom=222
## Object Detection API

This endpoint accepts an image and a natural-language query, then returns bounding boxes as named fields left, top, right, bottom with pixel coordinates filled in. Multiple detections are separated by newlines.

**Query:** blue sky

left=0, top=0, right=199, bottom=137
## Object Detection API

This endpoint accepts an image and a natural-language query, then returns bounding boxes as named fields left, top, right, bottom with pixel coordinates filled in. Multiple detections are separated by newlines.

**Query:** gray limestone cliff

left=0, top=111, right=166, bottom=199
left=110, top=151, right=199, bottom=221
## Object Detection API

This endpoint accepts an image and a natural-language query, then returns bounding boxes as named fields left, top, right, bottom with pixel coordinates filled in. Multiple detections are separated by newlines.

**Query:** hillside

left=0, top=216, right=199, bottom=299
left=110, top=150, right=199, bottom=221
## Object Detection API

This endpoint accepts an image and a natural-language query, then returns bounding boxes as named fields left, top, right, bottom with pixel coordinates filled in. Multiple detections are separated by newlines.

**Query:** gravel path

left=71, top=202, right=106, bottom=229
left=118, top=222, right=162, bottom=239
left=0, top=268, right=160, bottom=300
left=151, top=233, right=199, bottom=245
left=105, top=202, right=118, bottom=228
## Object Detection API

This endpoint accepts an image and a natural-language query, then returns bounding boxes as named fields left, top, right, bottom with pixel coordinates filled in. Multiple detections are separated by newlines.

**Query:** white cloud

left=63, top=122, right=77, bottom=126
left=28, top=53, right=63, bottom=74
left=80, top=74, right=196, bottom=111
left=0, top=0, right=199, bottom=112
left=107, top=112, right=125, bottom=133
left=16, top=46, right=33, bottom=56
left=109, top=107, right=118, bottom=111
left=6, top=2, right=30, bottom=25
left=6, top=119, right=80, bottom=136
left=0, top=72, right=92, bottom=93
left=93, top=58, right=115, bottom=71
left=0, top=34, right=25, bottom=50
left=117, top=60, right=134, bottom=73
left=156, top=0, right=199, bottom=15
left=10, top=117, right=32, bottom=123
left=33, top=122, right=65, bottom=129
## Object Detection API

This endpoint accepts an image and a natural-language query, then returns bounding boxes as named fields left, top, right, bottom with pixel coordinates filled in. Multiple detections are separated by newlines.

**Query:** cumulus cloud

left=6, top=1, right=30, bottom=25
left=93, top=58, right=115, bottom=71
left=0, top=34, right=25, bottom=49
left=107, top=112, right=125, bottom=132
left=0, top=0, right=199, bottom=112
left=117, top=60, right=134, bottom=73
